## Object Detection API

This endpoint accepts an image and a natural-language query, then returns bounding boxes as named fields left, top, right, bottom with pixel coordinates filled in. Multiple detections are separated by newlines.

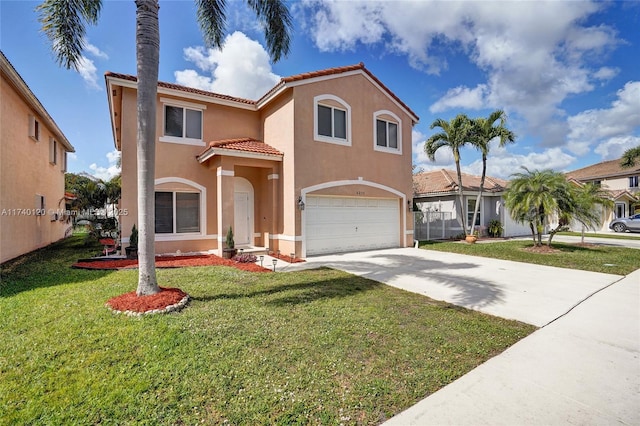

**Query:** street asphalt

left=275, top=238, right=640, bottom=425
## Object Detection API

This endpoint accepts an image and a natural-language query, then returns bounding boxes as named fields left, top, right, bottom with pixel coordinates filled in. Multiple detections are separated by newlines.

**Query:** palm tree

left=621, top=145, right=640, bottom=168
left=567, top=182, right=613, bottom=244
left=38, top=0, right=292, bottom=296
left=504, top=167, right=567, bottom=247
left=425, top=114, right=474, bottom=235
left=468, top=110, right=515, bottom=235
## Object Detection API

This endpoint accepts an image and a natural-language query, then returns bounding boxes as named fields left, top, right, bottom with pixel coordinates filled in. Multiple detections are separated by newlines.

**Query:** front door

left=615, top=202, right=626, bottom=219
left=234, top=192, right=250, bottom=245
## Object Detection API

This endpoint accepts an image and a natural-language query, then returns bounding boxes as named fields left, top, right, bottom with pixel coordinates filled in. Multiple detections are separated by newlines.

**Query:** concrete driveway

left=281, top=247, right=640, bottom=425
left=284, top=247, right=622, bottom=327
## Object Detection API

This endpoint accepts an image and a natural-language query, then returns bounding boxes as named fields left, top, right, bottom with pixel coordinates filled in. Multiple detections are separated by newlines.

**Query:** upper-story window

left=159, top=98, right=206, bottom=146
left=373, top=110, right=402, bottom=154
left=29, top=115, right=40, bottom=141
left=630, top=176, right=639, bottom=188
left=314, top=95, right=351, bottom=146
left=49, top=138, right=57, bottom=165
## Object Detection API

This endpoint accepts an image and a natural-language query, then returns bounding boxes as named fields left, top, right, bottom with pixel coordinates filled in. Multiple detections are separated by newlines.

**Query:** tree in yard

left=468, top=110, right=515, bottom=235
left=620, top=145, right=640, bottom=169
left=38, top=0, right=292, bottom=296
left=569, top=182, right=613, bottom=245
left=424, top=114, right=474, bottom=236
left=503, top=167, right=568, bottom=247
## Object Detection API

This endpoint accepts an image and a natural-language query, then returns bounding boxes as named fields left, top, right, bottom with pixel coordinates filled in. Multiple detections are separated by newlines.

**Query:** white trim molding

left=267, top=174, right=280, bottom=180
left=313, top=94, right=352, bottom=146
left=373, top=110, right=402, bottom=155
left=216, top=169, right=235, bottom=177
left=154, top=177, right=207, bottom=238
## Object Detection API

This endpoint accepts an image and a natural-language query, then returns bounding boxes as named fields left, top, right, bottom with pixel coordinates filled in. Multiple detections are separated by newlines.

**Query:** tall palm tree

left=468, top=110, right=515, bottom=235
left=38, top=0, right=292, bottom=296
left=425, top=114, right=474, bottom=235
left=621, top=145, right=640, bottom=169
left=504, top=167, right=567, bottom=247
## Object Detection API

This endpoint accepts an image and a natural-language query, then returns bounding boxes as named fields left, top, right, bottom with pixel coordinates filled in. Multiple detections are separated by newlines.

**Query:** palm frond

left=37, top=0, right=101, bottom=70
left=246, top=0, right=292, bottom=62
left=195, top=0, right=226, bottom=49
left=620, top=145, right=640, bottom=169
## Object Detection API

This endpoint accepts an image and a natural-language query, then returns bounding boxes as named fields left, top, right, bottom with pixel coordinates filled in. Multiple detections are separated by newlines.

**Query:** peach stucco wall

left=114, top=69, right=415, bottom=257
left=1, top=74, right=70, bottom=263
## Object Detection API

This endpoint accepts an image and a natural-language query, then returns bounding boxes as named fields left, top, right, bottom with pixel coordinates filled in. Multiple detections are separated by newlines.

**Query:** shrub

left=487, top=219, right=503, bottom=238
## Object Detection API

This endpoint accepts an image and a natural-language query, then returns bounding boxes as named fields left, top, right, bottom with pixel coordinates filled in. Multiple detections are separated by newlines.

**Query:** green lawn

left=557, top=231, right=640, bottom=241
left=1, top=236, right=534, bottom=425
left=419, top=239, right=640, bottom=275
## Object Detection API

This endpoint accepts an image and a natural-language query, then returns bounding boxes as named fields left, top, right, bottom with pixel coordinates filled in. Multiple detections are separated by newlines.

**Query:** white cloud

left=174, top=31, right=281, bottom=100
left=76, top=42, right=108, bottom=90
left=298, top=0, right=622, bottom=147
left=466, top=148, right=576, bottom=179
left=567, top=81, right=640, bottom=156
left=594, top=136, right=640, bottom=161
left=89, top=150, right=120, bottom=181
left=430, top=85, right=487, bottom=113
left=411, top=129, right=455, bottom=172
left=593, top=66, right=619, bottom=81
left=67, top=152, right=78, bottom=161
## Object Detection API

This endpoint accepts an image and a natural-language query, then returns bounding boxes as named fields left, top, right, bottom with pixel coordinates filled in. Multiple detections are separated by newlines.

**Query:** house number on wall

left=356, top=191, right=365, bottom=196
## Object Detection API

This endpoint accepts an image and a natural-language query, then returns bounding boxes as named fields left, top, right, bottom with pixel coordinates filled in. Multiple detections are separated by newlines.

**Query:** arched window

left=373, top=110, right=402, bottom=154
left=314, top=94, right=351, bottom=146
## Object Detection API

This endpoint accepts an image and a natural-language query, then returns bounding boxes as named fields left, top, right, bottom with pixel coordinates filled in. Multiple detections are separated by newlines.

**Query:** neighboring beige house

left=106, top=63, right=418, bottom=257
left=413, top=169, right=530, bottom=239
left=0, top=51, right=75, bottom=263
left=566, top=159, right=640, bottom=231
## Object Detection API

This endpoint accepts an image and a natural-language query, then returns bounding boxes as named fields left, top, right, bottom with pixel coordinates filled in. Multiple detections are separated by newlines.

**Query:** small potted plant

left=125, top=224, right=138, bottom=259
left=465, top=230, right=478, bottom=244
left=222, top=226, right=237, bottom=259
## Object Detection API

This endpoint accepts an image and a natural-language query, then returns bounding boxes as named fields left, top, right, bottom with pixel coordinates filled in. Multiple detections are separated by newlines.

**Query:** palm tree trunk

left=454, top=153, right=467, bottom=236
left=135, top=0, right=160, bottom=296
left=470, top=154, right=487, bottom=235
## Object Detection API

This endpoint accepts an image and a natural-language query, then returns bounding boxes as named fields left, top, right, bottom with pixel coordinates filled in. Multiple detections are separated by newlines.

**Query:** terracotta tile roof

left=104, top=72, right=256, bottom=105
left=106, top=63, right=418, bottom=121
left=260, top=63, right=419, bottom=120
left=565, top=158, right=640, bottom=180
left=414, top=169, right=507, bottom=195
left=198, top=138, right=283, bottom=158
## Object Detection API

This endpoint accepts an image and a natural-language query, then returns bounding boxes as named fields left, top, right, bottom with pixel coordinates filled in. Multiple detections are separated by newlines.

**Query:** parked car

left=609, top=214, right=640, bottom=233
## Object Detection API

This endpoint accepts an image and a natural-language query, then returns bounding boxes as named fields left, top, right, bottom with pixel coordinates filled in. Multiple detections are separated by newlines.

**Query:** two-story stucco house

left=1, top=51, right=75, bottom=263
left=106, top=63, right=418, bottom=258
left=566, top=158, right=640, bottom=231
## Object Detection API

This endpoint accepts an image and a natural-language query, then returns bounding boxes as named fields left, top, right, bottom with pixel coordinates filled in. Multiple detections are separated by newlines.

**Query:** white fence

left=413, top=211, right=456, bottom=241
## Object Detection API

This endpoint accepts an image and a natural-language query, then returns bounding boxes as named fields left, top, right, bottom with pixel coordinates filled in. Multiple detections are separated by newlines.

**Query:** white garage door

left=305, top=196, right=400, bottom=256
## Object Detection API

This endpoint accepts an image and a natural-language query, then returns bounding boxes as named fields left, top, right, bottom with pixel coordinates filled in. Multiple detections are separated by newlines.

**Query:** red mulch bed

left=269, top=253, right=305, bottom=263
left=106, top=287, right=189, bottom=315
left=73, top=254, right=270, bottom=272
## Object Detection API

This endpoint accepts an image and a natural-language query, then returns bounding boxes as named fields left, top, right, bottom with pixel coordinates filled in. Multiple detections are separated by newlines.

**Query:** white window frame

left=35, top=194, right=46, bottom=215
left=49, top=138, right=57, bottom=165
left=313, top=94, right=351, bottom=146
left=373, top=110, right=402, bottom=155
left=29, top=114, right=40, bottom=142
left=466, top=197, right=481, bottom=228
left=154, top=178, right=207, bottom=241
left=159, top=98, right=206, bottom=146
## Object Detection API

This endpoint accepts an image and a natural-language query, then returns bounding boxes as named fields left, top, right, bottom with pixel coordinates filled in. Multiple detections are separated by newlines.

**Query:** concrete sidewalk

left=384, top=269, right=640, bottom=425
left=280, top=247, right=639, bottom=425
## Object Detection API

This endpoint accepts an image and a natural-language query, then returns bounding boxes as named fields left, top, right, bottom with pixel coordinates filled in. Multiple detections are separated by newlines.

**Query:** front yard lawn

left=420, top=240, right=640, bottom=275
left=0, top=236, right=535, bottom=425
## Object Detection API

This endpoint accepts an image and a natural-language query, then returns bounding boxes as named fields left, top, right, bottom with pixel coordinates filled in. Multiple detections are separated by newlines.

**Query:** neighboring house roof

left=197, top=138, right=283, bottom=163
left=0, top=51, right=74, bottom=152
left=567, top=177, right=639, bottom=202
left=414, top=169, right=507, bottom=196
left=565, top=158, right=640, bottom=181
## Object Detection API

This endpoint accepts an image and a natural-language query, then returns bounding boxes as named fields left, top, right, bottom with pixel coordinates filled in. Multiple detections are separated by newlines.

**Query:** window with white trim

left=373, top=110, right=402, bottom=154
left=467, top=198, right=481, bottom=227
left=160, top=98, right=205, bottom=145
left=314, top=95, right=351, bottom=146
left=155, top=191, right=200, bottom=234
left=62, top=151, right=67, bottom=173
left=49, top=138, right=57, bottom=164
left=29, top=115, right=40, bottom=141
left=629, top=176, right=639, bottom=188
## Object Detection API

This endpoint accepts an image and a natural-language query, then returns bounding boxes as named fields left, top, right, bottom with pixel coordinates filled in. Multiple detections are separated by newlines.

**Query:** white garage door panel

left=306, top=196, right=400, bottom=255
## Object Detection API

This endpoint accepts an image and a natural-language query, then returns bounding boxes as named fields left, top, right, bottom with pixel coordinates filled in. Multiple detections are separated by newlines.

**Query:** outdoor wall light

left=297, top=196, right=305, bottom=210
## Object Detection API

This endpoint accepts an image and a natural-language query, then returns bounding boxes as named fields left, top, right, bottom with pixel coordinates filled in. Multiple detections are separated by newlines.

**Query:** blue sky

left=1, top=0, right=639, bottom=180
